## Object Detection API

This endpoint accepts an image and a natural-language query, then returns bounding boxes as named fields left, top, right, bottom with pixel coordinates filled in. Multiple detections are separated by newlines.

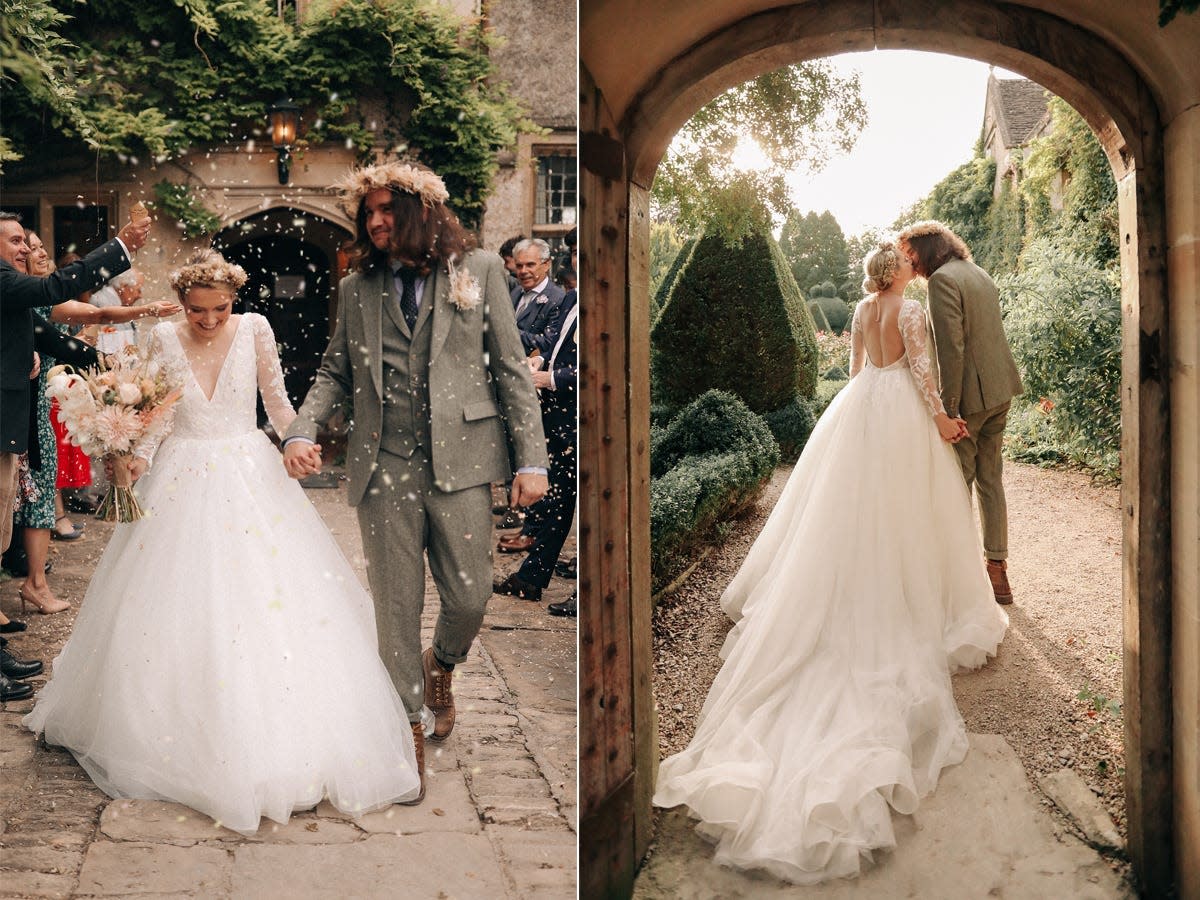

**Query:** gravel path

left=652, top=459, right=1126, bottom=839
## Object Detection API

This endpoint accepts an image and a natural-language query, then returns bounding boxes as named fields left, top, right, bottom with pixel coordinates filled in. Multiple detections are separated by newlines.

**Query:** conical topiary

left=650, top=237, right=697, bottom=326
left=651, top=226, right=819, bottom=415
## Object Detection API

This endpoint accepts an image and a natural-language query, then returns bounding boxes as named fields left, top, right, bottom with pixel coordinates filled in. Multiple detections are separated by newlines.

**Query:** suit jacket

left=288, top=249, right=548, bottom=505
left=1, top=240, right=129, bottom=454
left=509, top=280, right=566, bottom=355
left=540, top=291, right=577, bottom=440
left=926, top=257, right=1024, bottom=418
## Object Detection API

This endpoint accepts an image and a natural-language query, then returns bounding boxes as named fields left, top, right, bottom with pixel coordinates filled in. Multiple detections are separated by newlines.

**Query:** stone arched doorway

left=579, top=2, right=1196, bottom=896
left=213, top=208, right=351, bottom=415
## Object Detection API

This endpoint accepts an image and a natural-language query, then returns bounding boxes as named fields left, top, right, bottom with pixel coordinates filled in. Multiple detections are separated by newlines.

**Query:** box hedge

left=650, top=390, right=780, bottom=591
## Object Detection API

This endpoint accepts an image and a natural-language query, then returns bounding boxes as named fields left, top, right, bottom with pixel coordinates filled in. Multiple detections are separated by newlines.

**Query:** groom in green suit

left=899, top=221, right=1024, bottom=606
left=284, top=162, right=548, bottom=801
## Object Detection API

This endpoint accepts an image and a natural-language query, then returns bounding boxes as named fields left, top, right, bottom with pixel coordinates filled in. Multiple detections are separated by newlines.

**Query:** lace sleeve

left=848, top=300, right=865, bottom=378
left=899, top=301, right=947, bottom=418
left=133, top=325, right=174, bottom=464
left=250, top=314, right=297, bottom=436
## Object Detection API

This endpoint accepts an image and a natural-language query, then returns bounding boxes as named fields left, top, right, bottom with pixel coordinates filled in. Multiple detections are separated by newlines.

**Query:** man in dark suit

left=494, top=288, right=577, bottom=611
left=510, top=238, right=566, bottom=355
left=0, top=210, right=150, bottom=553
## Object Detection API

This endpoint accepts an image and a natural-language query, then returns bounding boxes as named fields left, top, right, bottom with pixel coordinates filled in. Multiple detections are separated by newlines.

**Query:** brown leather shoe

left=986, top=559, right=1014, bottom=605
left=497, top=534, right=535, bottom=553
left=399, top=721, right=425, bottom=805
left=423, top=648, right=456, bottom=742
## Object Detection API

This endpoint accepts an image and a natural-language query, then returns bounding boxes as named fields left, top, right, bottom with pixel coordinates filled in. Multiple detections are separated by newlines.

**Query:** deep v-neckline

left=174, top=316, right=243, bottom=403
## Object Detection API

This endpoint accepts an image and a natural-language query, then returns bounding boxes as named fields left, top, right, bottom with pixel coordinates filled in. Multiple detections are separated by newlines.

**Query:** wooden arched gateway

left=579, top=2, right=1200, bottom=896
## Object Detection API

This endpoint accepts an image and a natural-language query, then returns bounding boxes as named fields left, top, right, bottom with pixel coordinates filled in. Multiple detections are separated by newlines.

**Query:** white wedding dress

left=653, top=298, right=1008, bottom=883
left=24, top=314, right=421, bottom=833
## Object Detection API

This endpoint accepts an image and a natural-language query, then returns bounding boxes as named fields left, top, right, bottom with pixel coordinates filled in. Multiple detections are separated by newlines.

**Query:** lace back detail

left=898, top=301, right=947, bottom=417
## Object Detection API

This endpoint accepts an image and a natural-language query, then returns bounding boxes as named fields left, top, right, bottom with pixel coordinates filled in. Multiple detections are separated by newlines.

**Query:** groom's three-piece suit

left=925, top=257, right=1023, bottom=561
left=287, top=250, right=547, bottom=719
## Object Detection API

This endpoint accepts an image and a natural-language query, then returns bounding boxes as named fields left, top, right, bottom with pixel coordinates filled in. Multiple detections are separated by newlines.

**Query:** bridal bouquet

left=45, top=349, right=183, bottom=522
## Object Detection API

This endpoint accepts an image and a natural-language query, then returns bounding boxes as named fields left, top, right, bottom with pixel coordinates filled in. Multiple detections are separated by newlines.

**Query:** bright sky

left=767, top=51, right=1026, bottom=238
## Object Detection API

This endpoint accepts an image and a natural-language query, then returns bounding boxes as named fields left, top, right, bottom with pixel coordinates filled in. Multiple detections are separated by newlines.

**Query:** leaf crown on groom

left=337, top=160, right=470, bottom=277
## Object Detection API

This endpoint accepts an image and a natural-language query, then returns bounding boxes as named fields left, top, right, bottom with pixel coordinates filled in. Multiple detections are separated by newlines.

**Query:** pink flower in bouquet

left=93, top=406, right=142, bottom=454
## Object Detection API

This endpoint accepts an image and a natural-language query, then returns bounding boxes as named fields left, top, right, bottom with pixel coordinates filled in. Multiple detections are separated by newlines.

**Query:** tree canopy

left=651, top=63, right=867, bottom=243
left=0, top=0, right=532, bottom=221
left=778, top=209, right=851, bottom=298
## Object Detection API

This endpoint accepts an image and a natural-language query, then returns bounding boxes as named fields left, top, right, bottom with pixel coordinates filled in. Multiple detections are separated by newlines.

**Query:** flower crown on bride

left=168, top=250, right=248, bottom=295
left=333, top=161, right=450, bottom=216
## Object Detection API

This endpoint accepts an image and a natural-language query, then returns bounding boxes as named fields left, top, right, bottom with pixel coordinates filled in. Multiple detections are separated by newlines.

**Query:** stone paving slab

left=231, top=834, right=503, bottom=899
left=76, top=843, right=231, bottom=896
left=634, top=734, right=1133, bottom=899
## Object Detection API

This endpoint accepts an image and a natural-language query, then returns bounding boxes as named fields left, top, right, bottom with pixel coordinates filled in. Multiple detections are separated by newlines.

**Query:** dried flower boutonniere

left=447, top=259, right=482, bottom=312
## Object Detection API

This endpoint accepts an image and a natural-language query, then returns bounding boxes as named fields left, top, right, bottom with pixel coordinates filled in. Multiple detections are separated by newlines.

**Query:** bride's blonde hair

left=861, top=241, right=900, bottom=295
left=169, top=249, right=248, bottom=298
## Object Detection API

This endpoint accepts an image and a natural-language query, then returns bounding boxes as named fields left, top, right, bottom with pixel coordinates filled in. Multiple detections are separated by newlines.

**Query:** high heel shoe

left=0, top=619, right=27, bottom=633
left=19, top=586, right=70, bottom=615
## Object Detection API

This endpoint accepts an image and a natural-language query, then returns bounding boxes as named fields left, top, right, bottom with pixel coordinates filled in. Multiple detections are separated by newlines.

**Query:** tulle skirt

left=653, top=361, right=1008, bottom=883
left=24, top=429, right=421, bottom=833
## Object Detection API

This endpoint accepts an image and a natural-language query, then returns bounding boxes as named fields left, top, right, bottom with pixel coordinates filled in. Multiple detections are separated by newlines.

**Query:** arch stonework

left=579, top=1, right=1199, bottom=896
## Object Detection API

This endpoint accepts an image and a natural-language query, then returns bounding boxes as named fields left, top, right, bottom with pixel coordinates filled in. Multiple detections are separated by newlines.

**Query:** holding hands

left=283, top=440, right=323, bottom=479
left=935, top=413, right=969, bottom=444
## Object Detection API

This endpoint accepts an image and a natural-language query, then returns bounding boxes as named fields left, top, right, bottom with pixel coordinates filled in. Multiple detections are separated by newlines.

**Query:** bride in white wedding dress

left=24, top=250, right=421, bottom=833
left=653, top=241, right=1009, bottom=884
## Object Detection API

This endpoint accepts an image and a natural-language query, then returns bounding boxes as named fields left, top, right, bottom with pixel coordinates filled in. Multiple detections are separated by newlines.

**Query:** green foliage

left=779, top=209, right=851, bottom=299
left=810, top=292, right=850, bottom=334
left=650, top=221, right=687, bottom=299
left=844, top=227, right=884, bottom=294
left=651, top=225, right=819, bottom=415
left=152, top=181, right=222, bottom=239
left=0, top=0, right=96, bottom=166
left=1021, top=97, right=1118, bottom=267
left=762, top=395, right=815, bottom=462
left=650, top=235, right=695, bottom=326
left=999, top=239, right=1121, bottom=477
left=652, top=63, right=866, bottom=241
left=0, top=0, right=529, bottom=221
left=649, top=391, right=780, bottom=590
left=650, top=389, right=779, bottom=479
left=807, top=301, right=830, bottom=332
left=812, top=377, right=848, bottom=418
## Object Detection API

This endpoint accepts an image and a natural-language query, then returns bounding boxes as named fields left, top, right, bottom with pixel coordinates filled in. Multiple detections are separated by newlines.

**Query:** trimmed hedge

left=763, top=395, right=816, bottom=462
left=651, top=226, right=819, bottom=415
left=650, top=237, right=697, bottom=326
left=810, top=293, right=851, bottom=334
left=812, top=378, right=849, bottom=417
left=650, top=390, right=780, bottom=591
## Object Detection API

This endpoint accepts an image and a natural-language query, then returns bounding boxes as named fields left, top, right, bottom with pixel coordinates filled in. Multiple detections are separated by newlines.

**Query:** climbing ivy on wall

left=0, top=0, right=532, bottom=223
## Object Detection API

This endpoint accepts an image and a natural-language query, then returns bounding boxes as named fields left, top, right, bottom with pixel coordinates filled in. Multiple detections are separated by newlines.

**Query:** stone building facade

left=2, top=0, right=576, bottom=408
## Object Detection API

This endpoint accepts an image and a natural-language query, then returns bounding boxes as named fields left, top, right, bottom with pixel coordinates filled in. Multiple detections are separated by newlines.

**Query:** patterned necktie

left=396, top=267, right=419, bottom=331
left=516, top=291, right=536, bottom=318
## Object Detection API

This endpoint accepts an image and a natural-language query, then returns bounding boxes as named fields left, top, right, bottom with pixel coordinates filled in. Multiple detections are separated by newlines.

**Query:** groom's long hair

left=898, top=221, right=971, bottom=278
left=348, top=191, right=475, bottom=276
